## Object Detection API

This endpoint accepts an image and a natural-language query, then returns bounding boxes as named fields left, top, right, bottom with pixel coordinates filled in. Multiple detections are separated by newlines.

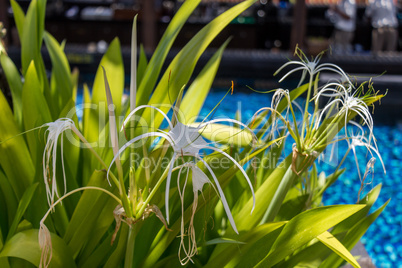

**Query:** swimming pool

left=199, top=89, right=401, bottom=267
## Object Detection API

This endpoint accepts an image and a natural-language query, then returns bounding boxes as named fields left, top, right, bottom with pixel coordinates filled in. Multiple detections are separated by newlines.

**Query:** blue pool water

left=199, top=89, right=402, bottom=267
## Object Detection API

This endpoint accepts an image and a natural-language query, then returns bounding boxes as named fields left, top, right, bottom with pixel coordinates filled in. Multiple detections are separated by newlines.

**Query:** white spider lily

left=108, top=105, right=256, bottom=234
left=275, top=50, right=350, bottom=87
left=43, top=118, right=81, bottom=207
left=315, top=83, right=374, bottom=145
left=345, top=123, right=386, bottom=180
left=270, top=88, right=290, bottom=140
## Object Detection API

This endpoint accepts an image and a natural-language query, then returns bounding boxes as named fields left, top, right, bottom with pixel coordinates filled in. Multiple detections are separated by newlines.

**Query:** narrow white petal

left=204, top=146, right=255, bottom=212
left=197, top=157, right=238, bottom=234
left=165, top=152, right=176, bottom=224
left=122, top=104, right=174, bottom=131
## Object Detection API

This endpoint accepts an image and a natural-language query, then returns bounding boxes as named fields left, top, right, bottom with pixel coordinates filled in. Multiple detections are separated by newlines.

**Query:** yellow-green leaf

left=0, top=229, right=76, bottom=267
left=190, top=123, right=253, bottom=147
left=256, top=205, right=366, bottom=267
left=317, top=231, right=360, bottom=268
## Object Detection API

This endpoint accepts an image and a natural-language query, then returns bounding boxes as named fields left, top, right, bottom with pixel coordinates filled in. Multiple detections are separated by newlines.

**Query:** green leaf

left=136, top=0, right=201, bottom=106
left=142, top=0, right=257, bottom=130
left=43, top=31, right=73, bottom=117
left=86, top=38, right=124, bottom=147
left=255, top=205, right=366, bottom=267
left=321, top=199, right=389, bottom=268
left=137, top=45, right=148, bottom=88
left=331, top=184, right=382, bottom=235
left=207, top=222, right=286, bottom=267
left=317, top=231, right=360, bottom=268
left=103, top=224, right=128, bottom=268
left=64, top=170, right=118, bottom=258
left=6, top=183, right=38, bottom=242
left=9, top=0, right=25, bottom=40
left=230, top=155, right=292, bottom=233
left=190, top=123, right=254, bottom=147
left=0, top=53, right=23, bottom=127
left=0, top=90, right=34, bottom=199
left=0, top=168, right=18, bottom=231
left=0, top=229, right=76, bottom=267
left=180, top=39, right=230, bottom=124
left=204, top=238, right=246, bottom=246
left=20, top=0, right=47, bottom=89
left=22, top=61, right=52, bottom=168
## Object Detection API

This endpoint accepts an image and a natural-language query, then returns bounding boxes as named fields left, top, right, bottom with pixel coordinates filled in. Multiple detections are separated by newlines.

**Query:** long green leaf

left=0, top=54, right=23, bottom=126
left=136, top=0, right=201, bottom=106
left=180, top=38, right=230, bottom=124
left=0, top=229, right=76, bottom=267
left=9, top=0, right=25, bottom=40
left=20, top=0, right=47, bottom=90
left=207, top=222, right=286, bottom=267
left=64, top=170, right=118, bottom=258
left=321, top=199, right=389, bottom=268
left=137, top=45, right=148, bottom=88
left=142, top=0, right=257, bottom=130
left=86, top=38, right=124, bottom=145
left=317, top=231, right=360, bottom=268
left=0, top=89, right=34, bottom=199
left=190, top=123, right=254, bottom=147
left=43, top=31, right=73, bottom=118
left=0, top=168, right=18, bottom=232
left=6, top=183, right=38, bottom=242
left=22, top=61, right=51, bottom=169
left=255, top=205, right=365, bottom=267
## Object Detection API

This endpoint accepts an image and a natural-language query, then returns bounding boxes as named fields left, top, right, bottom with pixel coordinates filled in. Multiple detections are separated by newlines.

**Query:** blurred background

left=1, top=0, right=402, bottom=123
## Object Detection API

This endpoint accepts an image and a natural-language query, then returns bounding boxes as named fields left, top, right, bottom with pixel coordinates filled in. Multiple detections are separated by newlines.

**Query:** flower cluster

left=37, top=49, right=385, bottom=267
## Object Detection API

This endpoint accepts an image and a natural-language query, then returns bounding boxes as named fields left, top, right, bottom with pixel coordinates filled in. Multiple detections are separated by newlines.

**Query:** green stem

left=124, top=225, right=136, bottom=268
left=310, top=114, right=341, bottom=150
left=301, top=75, right=314, bottom=147
left=136, top=158, right=173, bottom=219
left=260, top=165, right=297, bottom=223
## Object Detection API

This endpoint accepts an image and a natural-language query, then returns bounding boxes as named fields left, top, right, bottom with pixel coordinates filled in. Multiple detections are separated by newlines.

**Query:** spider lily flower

left=314, top=82, right=374, bottom=145
left=345, top=123, right=386, bottom=180
left=269, top=88, right=291, bottom=140
left=358, top=157, right=377, bottom=201
left=274, top=48, right=351, bottom=87
left=43, top=118, right=82, bottom=207
left=108, top=105, right=256, bottom=233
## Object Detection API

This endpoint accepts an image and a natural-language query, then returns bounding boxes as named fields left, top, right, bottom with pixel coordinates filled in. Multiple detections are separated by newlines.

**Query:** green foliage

left=0, top=0, right=388, bottom=267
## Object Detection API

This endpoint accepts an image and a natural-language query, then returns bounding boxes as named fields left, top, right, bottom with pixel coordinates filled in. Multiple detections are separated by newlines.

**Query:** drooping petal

left=204, top=146, right=256, bottom=212
left=42, top=118, right=75, bottom=207
left=165, top=152, right=177, bottom=224
left=191, top=164, right=211, bottom=193
left=197, top=156, right=239, bottom=234
left=39, top=220, right=52, bottom=268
